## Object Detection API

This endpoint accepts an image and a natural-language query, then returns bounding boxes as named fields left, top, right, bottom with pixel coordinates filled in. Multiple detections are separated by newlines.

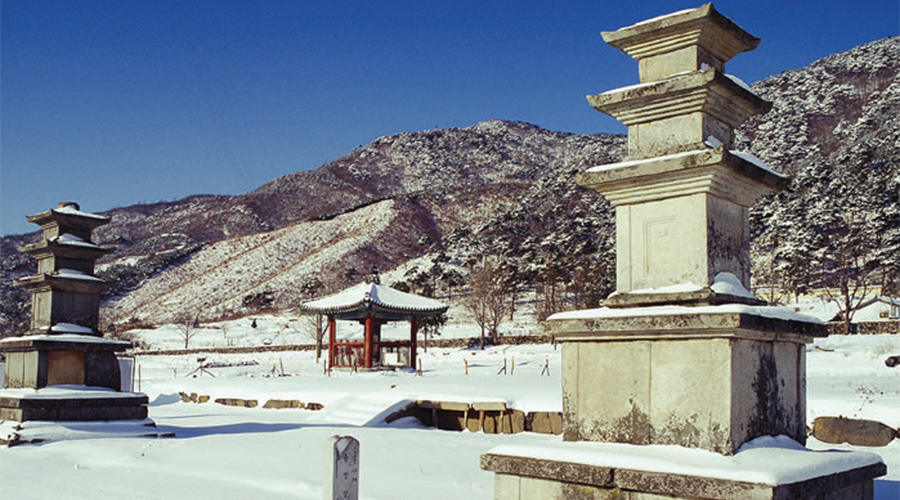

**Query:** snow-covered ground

left=1, top=331, right=898, bottom=499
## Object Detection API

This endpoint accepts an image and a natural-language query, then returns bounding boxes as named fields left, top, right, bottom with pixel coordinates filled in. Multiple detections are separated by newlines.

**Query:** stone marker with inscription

left=324, top=435, right=359, bottom=500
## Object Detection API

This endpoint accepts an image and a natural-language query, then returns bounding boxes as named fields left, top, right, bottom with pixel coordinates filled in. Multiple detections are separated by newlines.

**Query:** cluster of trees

left=751, top=153, right=899, bottom=334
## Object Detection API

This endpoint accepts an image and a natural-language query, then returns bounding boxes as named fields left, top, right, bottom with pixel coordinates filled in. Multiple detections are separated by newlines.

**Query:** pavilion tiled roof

left=299, top=282, right=447, bottom=317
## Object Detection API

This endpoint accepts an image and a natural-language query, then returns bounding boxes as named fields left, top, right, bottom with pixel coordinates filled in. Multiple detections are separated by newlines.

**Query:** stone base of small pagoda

left=1, top=333, right=132, bottom=391
left=544, top=304, right=828, bottom=455
left=0, top=386, right=149, bottom=422
left=0, top=334, right=149, bottom=422
left=481, top=439, right=885, bottom=500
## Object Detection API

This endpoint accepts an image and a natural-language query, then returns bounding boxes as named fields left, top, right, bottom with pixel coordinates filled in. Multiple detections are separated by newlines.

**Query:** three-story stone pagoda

left=0, top=202, right=148, bottom=421
left=481, top=5, right=885, bottom=499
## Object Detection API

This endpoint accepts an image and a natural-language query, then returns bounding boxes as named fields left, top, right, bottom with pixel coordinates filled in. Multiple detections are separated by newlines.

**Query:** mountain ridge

left=1, top=37, right=897, bottom=333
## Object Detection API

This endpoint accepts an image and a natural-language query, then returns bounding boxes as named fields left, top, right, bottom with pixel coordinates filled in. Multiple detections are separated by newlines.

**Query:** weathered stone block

left=467, top=411, right=483, bottom=432
left=552, top=309, right=816, bottom=454
left=549, top=412, right=563, bottom=435
left=436, top=410, right=467, bottom=431
left=262, top=399, right=304, bottom=409
left=500, top=412, right=512, bottom=434
left=83, top=351, right=122, bottom=390
left=417, top=399, right=469, bottom=411
left=528, top=412, right=553, bottom=434
left=472, top=401, right=507, bottom=411
left=483, top=412, right=500, bottom=434
left=214, top=398, right=258, bottom=408
left=511, top=410, right=526, bottom=434
left=483, top=447, right=886, bottom=500
left=47, top=351, right=84, bottom=385
left=813, top=417, right=896, bottom=447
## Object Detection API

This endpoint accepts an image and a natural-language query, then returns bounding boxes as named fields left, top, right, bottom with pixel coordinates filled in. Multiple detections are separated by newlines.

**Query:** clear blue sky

left=2, top=0, right=897, bottom=235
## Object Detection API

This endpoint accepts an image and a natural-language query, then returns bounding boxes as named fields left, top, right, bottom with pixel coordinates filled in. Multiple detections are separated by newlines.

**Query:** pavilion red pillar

left=409, top=316, right=418, bottom=369
left=327, top=315, right=336, bottom=369
left=364, top=314, right=374, bottom=369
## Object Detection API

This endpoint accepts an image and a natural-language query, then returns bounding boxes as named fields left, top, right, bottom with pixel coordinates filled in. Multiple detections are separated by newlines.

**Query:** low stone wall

left=136, top=344, right=316, bottom=356
left=134, top=334, right=555, bottom=357
left=406, top=399, right=562, bottom=435
left=421, top=334, right=554, bottom=350
left=178, top=392, right=324, bottom=411
left=827, top=321, right=900, bottom=335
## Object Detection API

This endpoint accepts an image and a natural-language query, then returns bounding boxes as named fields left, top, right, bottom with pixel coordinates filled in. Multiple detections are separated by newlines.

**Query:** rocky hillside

left=1, top=121, right=625, bottom=330
left=2, top=37, right=897, bottom=333
left=737, top=37, right=899, bottom=175
left=739, top=37, right=900, bottom=303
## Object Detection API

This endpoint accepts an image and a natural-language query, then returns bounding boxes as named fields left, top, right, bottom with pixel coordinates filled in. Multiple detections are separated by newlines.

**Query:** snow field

left=1, top=334, right=898, bottom=499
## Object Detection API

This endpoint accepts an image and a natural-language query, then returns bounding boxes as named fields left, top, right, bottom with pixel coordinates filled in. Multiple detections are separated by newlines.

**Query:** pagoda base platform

left=481, top=439, right=886, bottom=500
left=0, top=385, right=148, bottom=422
left=1, top=418, right=169, bottom=447
left=544, top=304, right=829, bottom=454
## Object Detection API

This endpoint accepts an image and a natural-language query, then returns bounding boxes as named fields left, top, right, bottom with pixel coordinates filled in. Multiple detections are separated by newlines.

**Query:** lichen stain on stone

left=561, top=389, right=580, bottom=442
left=707, top=218, right=749, bottom=275
left=561, top=483, right=607, bottom=500
left=584, top=401, right=652, bottom=445
left=707, top=422, right=733, bottom=455
left=652, top=412, right=702, bottom=448
left=747, top=345, right=790, bottom=441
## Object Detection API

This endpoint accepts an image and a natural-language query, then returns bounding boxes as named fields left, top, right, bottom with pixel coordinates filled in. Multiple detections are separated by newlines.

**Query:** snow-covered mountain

left=737, top=37, right=899, bottom=176
left=1, top=121, right=625, bottom=329
left=1, top=37, right=897, bottom=333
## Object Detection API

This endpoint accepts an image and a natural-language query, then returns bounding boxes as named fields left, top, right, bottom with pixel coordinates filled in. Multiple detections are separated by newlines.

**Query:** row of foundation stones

left=178, top=392, right=324, bottom=410
left=177, top=392, right=897, bottom=443
left=403, top=400, right=563, bottom=435
left=177, top=392, right=562, bottom=435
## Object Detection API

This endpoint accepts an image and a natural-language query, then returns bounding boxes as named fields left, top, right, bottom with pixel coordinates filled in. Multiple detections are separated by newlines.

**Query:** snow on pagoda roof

left=299, top=282, right=447, bottom=317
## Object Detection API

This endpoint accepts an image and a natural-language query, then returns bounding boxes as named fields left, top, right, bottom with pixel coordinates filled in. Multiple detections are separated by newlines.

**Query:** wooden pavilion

left=299, top=277, right=447, bottom=370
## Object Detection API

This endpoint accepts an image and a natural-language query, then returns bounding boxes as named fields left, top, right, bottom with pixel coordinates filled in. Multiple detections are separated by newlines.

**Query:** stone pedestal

left=549, top=305, right=826, bottom=454
left=482, top=440, right=885, bottom=500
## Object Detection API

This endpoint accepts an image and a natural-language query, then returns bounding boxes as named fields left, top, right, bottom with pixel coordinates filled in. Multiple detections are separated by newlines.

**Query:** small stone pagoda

left=481, top=5, right=885, bottom=499
left=299, top=272, right=447, bottom=370
left=0, top=202, right=148, bottom=421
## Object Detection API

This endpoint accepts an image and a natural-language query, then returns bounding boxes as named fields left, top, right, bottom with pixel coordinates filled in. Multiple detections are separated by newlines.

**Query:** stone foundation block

left=262, top=399, right=304, bottom=409
left=812, top=417, right=896, bottom=447
left=214, top=398, right=258, bottom=408
left=482, top=443, right=886, bottom=500
left=548, top=308, right=825, bottom=454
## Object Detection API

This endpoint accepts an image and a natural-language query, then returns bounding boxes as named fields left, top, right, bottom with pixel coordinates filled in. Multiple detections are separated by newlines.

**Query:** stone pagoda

left=0, top=202, right=148, bottom=421
left=481, top=5, right=885, bottom=499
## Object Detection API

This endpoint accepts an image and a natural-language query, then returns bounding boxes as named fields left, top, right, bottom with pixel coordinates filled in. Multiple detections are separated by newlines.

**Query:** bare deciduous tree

left=303, top=312, right=327, bottom=362
left=462, top=260, right=514, bottom=349
left=175, top=310, right=202, bottom=350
